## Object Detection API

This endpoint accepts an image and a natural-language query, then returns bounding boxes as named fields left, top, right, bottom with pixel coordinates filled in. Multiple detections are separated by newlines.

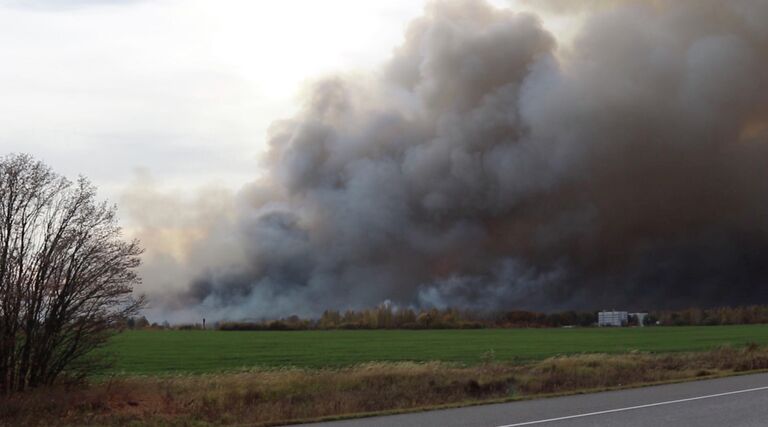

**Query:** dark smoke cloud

left=140, top=0, right=768, bottom=320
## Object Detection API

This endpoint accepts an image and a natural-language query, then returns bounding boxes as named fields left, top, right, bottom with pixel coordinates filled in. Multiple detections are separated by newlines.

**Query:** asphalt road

left=292, top=372, right=768, bottom=427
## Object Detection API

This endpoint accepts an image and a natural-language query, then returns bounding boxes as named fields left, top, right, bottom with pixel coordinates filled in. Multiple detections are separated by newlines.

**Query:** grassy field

left=104, top=325, right=768, bottom=375
left=14, top=346, right=768, bottom=426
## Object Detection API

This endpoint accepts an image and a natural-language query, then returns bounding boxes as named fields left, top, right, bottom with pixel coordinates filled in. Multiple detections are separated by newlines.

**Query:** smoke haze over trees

left=133, top=0, right=768, bottom=321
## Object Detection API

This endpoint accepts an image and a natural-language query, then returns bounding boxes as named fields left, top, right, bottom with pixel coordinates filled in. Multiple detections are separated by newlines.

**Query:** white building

left=598, top=310, right=628, bottom=327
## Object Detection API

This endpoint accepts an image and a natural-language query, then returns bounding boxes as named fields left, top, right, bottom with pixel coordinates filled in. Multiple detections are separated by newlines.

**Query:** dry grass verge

left=3, top=344, right=768, bottom=426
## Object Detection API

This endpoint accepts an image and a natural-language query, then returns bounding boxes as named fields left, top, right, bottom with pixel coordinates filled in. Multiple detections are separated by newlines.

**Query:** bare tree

left=0, top=154, right=144, bottom=393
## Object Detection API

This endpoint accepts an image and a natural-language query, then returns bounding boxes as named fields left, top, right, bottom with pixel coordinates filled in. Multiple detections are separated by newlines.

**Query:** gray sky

left=0, top=0, right=438, bottom=197
left=0, top=0, right=567, bottom=202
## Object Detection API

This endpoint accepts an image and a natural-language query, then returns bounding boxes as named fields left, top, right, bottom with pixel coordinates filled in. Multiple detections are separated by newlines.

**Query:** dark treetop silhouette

left=0, top=154, right=144, bottom=393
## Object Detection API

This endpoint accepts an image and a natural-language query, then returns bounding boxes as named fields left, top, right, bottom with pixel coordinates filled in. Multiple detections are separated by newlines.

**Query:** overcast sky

left=0, top=1, right=573, bottom=202
left=0, top=1, right=412, bottom=194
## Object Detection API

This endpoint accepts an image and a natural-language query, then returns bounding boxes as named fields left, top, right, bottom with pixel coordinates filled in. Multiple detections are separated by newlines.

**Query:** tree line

left=649, top=306, right=768, bottom=326
left=210, top=306, right=599, bottom=330
left=119, top=305, right=768, bottom=331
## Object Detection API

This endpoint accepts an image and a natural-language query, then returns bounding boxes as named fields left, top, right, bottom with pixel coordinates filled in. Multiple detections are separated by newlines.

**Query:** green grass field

left=104, top=325, right=768, bottom=375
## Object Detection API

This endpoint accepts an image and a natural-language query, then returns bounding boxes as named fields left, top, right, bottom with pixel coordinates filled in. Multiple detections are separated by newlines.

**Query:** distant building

left=598, top=311, right=649, bottom=327
left=598, top=310, right=628, bottom=327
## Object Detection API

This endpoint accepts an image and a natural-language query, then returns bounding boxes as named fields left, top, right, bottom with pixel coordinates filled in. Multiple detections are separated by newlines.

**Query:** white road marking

left=496, top=385, right=768, bottom=426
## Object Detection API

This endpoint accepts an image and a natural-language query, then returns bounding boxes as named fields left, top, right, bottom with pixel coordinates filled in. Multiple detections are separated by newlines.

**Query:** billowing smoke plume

left=137, top=0, right=768, bottom=320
